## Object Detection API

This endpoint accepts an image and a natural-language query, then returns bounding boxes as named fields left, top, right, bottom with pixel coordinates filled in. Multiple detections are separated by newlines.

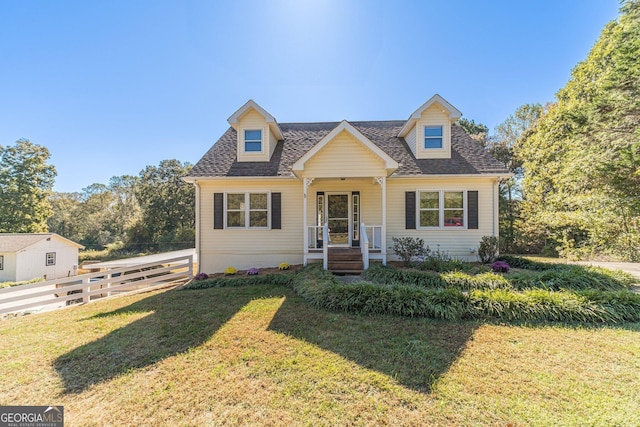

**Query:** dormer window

left=244, top=129, right=263, bottom=152
left=424, top=125, right=443, bottom=149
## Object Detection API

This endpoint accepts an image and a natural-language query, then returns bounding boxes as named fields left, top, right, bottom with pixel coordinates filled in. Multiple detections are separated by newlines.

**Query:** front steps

left=328, top=248, right=363, bottom=275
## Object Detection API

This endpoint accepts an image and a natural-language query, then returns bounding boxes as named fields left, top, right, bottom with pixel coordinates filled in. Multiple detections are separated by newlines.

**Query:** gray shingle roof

left=188, top=121, right=509, bottom=178
left=0, top=233, right=84, bottom=252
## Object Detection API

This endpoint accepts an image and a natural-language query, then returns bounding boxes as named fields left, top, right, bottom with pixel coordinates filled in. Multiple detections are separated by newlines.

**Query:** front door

left=326, top=193, right=350, bottom=246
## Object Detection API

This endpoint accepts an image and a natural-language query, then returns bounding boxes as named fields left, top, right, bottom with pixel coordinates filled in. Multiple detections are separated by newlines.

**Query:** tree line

left=0, top=139, right=194, bottom=255
left=461, top=0, right=640, bottom=261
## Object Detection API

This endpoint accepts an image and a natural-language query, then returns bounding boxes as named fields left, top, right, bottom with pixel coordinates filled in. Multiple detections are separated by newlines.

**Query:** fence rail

left=0, top=254, right=193, bottom=315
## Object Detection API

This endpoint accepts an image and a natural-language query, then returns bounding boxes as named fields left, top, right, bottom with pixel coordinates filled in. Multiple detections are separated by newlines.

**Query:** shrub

left=224, top=267, right=237, bottom=275
left=185, top=273, right=294, bottom=290
left=391, top=237, right=426, bottom=266
left=478, top=236, right=499, bottom=264
left=491, top=261, right=510, bottom=273
left=278, top=262, right=290, bottom=270
left=247, top=267, right=259, bottom=275
left=194, top=272, right=209, bottom=281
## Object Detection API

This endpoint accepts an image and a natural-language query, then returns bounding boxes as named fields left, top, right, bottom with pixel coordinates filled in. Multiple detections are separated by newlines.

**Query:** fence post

left=106, top=273, right=112, bottom=297
left=82, top=277, right=90, bottom=304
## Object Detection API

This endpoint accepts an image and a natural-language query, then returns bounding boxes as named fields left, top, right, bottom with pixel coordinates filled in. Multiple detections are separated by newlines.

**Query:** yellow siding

left=404, top=124, right=416, bottom=157
left=302, top=130, right=386, bottom=178
left=196, top=175, right=498, bottom=271
left=236, top=108, right=271, bottom=162
left=198, top=179, right=303, bottom=272
left=414, top=104, right=451, bottom=159
left=386, top=177, right=497, bottom=260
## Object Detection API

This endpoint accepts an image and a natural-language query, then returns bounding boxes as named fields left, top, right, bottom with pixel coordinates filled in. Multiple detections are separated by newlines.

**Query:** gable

left=302, top=130, right=386, bottom=177
left=292, top=121, right=398, bottom=178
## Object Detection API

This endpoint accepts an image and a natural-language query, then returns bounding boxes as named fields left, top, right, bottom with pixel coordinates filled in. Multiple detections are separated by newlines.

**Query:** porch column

left=375, top=176, right=387, bottom=265
left=303, top=178, right=314, bottom=265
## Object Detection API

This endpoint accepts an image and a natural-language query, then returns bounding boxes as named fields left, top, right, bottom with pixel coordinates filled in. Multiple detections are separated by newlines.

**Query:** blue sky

left=0, top=0, right=620, bottom=193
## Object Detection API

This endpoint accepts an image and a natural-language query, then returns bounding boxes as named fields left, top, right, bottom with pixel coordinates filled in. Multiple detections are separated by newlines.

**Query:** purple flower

left=194, top=272, right=209, bottom=280
left=247, top=267, right=259, bottom=275
left=491, top=261, right=510, bottom=273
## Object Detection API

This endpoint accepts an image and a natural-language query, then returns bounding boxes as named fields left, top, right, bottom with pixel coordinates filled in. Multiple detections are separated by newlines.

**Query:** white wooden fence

left=0, top=254, right=193, bottom=315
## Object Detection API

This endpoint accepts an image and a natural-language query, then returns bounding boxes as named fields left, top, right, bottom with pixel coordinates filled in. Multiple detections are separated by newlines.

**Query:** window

left=244, top=129, right=262, bottom=152
left=418, top=191, right=465, bottom=228
left=424, top=125, right=443, bottom=149
left=46, top=252, right=56, bottom=266
left=226, top=192, right=269, bottom=228
left=0, top=255, right=3, bottom=270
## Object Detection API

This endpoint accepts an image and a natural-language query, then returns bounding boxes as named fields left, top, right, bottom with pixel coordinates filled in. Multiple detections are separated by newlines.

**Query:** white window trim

left=224, top=192, right=271, bottom=229
left=243, top=128, right=265, bottom=154
left=423, top=125, right=445, bottom=150
left=417, top=190, right=467, bottom=230
left=46, top=252, right=56, bottom=266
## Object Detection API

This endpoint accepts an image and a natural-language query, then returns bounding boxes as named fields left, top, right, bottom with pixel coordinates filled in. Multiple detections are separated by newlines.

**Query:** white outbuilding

left=0, top=233, right=84, bottom=283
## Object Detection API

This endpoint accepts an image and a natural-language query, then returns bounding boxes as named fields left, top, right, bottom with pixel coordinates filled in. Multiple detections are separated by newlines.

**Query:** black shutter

left=271, top=192, right=281, bottom=229
left=405, top=191, right=416, bottom=229
left=214, top=193, right=224, bottom=229
left=468, top=191, right=479, bottom=229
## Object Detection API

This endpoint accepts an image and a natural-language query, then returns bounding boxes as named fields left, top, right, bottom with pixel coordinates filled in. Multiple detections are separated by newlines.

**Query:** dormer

left=227, top=100, right=284, bottom=162
left=397, top=94, right=462, bottom=160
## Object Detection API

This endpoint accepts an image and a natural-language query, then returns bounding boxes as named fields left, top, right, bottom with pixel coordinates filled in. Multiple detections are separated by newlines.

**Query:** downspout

left=194, top=180, right=201, bottom=274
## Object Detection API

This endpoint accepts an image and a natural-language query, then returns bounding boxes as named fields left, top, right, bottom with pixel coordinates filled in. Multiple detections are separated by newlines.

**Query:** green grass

left=0, top=277, right=44, bottom=288
left=1, top=284, right=638, bottom=426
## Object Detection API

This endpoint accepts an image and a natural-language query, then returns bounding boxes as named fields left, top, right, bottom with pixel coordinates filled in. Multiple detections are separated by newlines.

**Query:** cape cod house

left=185, top=95, right=509, bottom=274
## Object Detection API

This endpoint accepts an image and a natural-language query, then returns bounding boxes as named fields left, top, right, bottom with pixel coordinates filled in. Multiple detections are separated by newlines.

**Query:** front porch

left=301, top=177, right=388, bottom=273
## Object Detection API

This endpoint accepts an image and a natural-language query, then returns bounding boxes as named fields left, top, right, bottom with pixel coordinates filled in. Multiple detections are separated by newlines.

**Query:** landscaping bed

left=186, top=256, right=640, bottom=324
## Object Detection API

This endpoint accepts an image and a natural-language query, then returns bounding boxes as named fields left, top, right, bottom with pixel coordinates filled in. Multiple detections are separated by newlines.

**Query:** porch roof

left=187, top=120, right=509, bottom=178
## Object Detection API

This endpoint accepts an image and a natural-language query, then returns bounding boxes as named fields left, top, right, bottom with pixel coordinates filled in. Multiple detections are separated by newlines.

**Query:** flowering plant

left=194, top=272, right=209, bottom=281
left=247, top=267, right=259, bottom=275
left=224, top=267, right=237, bottom=275
left=278, top=262, right=290, bottom=270
left=491, top=261, right=510, bottom=273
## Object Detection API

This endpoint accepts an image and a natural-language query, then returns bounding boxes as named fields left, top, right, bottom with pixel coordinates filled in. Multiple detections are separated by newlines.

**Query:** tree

left=519, top=0, right=640, bottom=260
left=457, top=118, right=489, bottom=146
left=132, top=160, right=195, bottom=250
left=0, top=139, right=56, bottom=233
left=491, top=104, right=544, bottom=253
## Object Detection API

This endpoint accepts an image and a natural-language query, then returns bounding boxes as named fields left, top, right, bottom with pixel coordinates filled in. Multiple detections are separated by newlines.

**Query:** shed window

left=244, top=129, right=263, bottom=152
left=0, top=255, right=3, bottom=270
left=424, top=125, right=443, bottom=149
left=46, top=252, right=56, bottom=266
left=226, top=192, right=269, bottom=228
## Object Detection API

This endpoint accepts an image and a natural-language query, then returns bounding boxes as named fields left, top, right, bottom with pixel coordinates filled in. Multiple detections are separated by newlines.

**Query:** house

left=0, top=233, right=84, bottom=283
left=184, top=95, right=509, bottom=273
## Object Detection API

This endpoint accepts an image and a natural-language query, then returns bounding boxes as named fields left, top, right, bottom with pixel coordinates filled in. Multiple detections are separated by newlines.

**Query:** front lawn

left=1, top=283, right=639, bottom=426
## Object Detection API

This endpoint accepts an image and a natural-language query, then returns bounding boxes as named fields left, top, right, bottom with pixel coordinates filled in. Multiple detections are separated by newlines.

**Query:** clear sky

left=0, top=0, right=620, bottom=193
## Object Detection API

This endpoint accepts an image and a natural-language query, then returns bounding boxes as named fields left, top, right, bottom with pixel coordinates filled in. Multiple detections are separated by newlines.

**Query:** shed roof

left=0, top=233, right=84, bottom=253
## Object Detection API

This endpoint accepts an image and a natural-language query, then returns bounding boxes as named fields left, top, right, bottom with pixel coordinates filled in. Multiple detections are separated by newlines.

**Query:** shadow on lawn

left=267, top=292, right=480, bottom=393
left=54, top=286, right=286, bottom=394
left=55, top=284, right=479, bottom=395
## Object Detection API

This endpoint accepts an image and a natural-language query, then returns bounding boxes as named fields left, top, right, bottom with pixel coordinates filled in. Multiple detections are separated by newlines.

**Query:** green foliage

left=390, top=237, right=426, bottom=266
left=477, top=236, right=499, bottom=263
left=457, top=118, right=489, bottom=146
left=184, top=273, right=294, bottom=290
left=518, top=1, right=640, bottom=260
left=0, top=139, right=56, bottom=232
left=296, top=263, right=640, bottom=323
left=0, top=277, right=45, bottom=289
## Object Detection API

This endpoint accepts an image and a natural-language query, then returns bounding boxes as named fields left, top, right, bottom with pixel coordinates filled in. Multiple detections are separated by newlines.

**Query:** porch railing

left=307, top=225, right=323, bottom=249
left=360, top=222, right=370, bottom=270
left=322, top=222, right=329, bottom=270
left=364, top=225, right=383, bottom=250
